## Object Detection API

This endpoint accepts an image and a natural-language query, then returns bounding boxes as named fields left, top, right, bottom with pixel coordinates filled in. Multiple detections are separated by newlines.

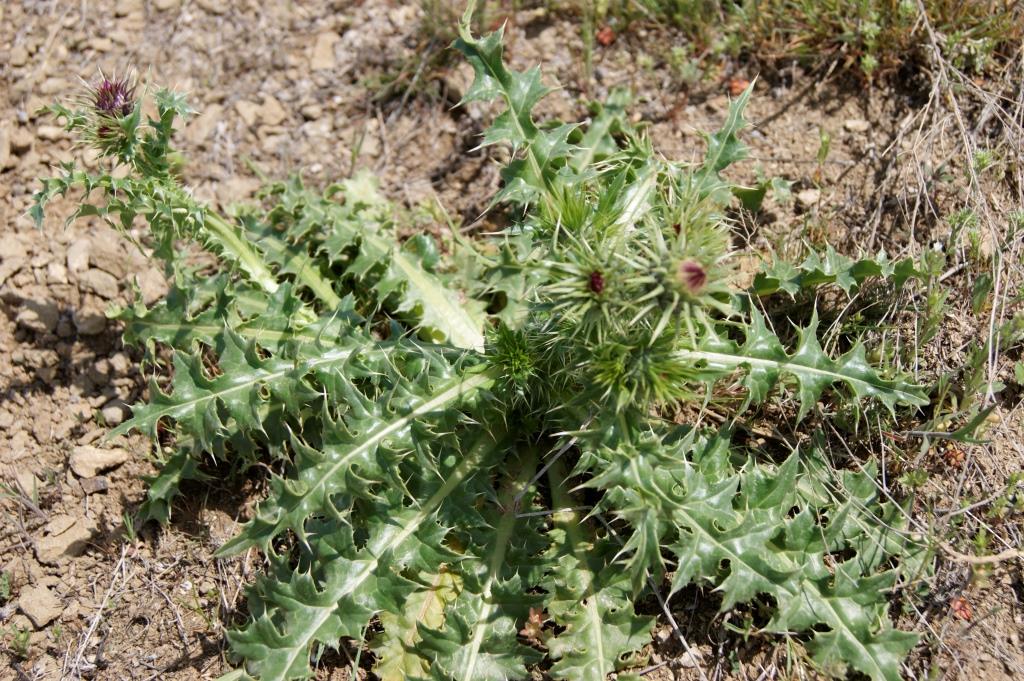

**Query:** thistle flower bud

left=678, top=259, right=707, bottom=295
left=91, top=75, right=136, bottom=119
left=588, top=270, right=605, bottom=294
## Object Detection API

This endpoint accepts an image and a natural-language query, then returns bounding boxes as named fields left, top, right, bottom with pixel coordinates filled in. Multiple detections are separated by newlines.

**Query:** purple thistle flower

left=678, top=260, right=707, bottom=295
left=92, top=75, right=136, bottom=118
left=589, top=270, right=605, bottom=294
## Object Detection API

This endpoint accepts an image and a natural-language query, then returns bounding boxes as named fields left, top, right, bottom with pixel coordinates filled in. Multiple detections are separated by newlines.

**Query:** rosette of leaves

left=37, top=7, right=935, bottom=681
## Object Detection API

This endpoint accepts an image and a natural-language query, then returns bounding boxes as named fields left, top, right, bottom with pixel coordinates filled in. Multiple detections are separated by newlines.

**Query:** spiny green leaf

left=371, top=567, right=462, bottom=681
left=272, top=174, right=485, bottom=350
left=32, top=161, right=280, bottom=293
left=240, top=214, right=342, bottom=308
left=587, top=428, right=924, bottom=681
left=113, top=329, right=358, bottom=445
left=571, top=88, right=632, bottom=172
left=415, top=450, right=543, bottom=681
left=219, top=366, right=499, bottom=555
left=692, top=81, right=754, bottom=204
left=137, top=449, right=211, bottom=524
left=118, top=279, right=353, bottom=356
left=229, top=515, right=428, bottom=680
left=228, top=432, right=507, bottom=681
left=686, top=309, right=928, bottom=419
left=752, top=245, right=921, bottom=297
left=453, top=5, right=578, bottom=205
left=545, top=460, right=653, bottom=681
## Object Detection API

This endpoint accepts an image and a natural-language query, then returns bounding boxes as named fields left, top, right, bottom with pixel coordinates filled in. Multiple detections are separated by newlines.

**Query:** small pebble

left=844, top=118, right=871, bottom=133
left=80, top=476, right=110, bottom=495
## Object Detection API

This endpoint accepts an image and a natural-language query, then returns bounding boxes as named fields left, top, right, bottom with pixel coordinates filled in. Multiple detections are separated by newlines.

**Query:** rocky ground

left=1, top=1, right=1022, bottom=680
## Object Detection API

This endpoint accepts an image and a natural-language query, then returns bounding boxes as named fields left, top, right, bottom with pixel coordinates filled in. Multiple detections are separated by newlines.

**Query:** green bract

left=36, top=7, right=935, bottom=681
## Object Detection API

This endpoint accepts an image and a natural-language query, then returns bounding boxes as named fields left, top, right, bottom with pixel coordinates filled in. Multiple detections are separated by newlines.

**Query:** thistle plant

left=36, top=8, right=940, bottom=681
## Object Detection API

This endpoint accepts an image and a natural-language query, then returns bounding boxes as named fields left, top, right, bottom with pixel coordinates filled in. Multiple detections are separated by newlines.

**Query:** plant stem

left=458, top=447, right=539, bottom=681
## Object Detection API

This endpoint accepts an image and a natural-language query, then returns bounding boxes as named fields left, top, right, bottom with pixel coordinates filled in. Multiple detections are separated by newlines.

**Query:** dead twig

left=940, top=543, right=1024, bottom=566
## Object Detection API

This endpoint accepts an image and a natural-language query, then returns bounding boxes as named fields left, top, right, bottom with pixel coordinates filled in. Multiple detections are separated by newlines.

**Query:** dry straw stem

left=67, top=544, right=129, bottom=679
left=939, top=543, right=1024, bottom=565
